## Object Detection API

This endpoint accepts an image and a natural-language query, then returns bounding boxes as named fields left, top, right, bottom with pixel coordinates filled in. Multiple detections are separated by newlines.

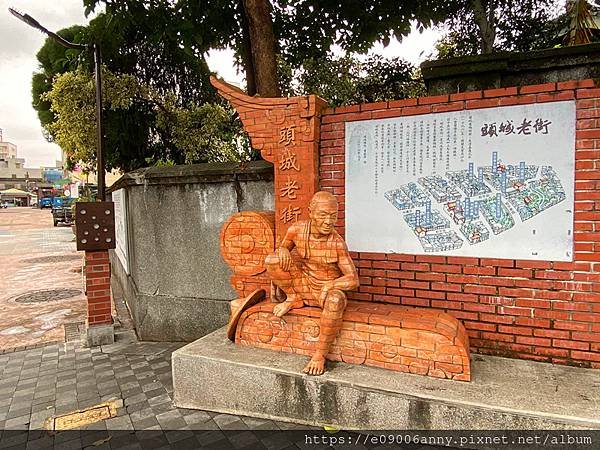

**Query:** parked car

left=40, top=197, right=52, bottom=209
left=52, top=198, right=74, bottom=226
left=0, top=202, right=8, bottom=209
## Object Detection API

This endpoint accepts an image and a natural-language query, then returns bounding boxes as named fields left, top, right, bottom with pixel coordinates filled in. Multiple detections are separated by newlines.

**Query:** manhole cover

left=14, top=289, right=82, bottom=303
left=24, top=255, right=82, bottom=264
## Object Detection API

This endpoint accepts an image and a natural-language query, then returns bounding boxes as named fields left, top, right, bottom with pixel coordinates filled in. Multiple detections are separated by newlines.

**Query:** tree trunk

left=470, top=0, right=497, bottom=53
left=237, top=0, right=257, bottom=96
left=243, top=0, right=280, bottom=97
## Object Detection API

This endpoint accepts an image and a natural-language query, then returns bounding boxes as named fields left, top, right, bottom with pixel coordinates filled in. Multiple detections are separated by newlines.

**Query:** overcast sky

left=0, top=0, right=441, bottom=168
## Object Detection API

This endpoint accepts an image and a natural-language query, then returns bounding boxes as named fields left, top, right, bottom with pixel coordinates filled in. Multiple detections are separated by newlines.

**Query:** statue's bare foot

left=303, top=355, right=326, bottom=376
left=273, top=298, right=302, bottom=317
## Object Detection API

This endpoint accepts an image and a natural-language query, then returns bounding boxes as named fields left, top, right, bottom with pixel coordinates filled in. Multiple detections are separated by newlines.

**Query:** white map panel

left=345, top=101, right=575, bottom=261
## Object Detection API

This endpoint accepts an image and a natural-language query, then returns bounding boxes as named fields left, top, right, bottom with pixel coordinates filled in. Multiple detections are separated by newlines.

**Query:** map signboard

left=345, top=101, right=575, bottom=261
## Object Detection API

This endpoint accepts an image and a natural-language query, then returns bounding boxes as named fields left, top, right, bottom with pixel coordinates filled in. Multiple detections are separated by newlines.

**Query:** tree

left=282, top=54, right=426, bottom=106
left=31, top=25, right=89, bottom=132
left=83, top=0, right=463, bottom=97
left=243, top=0, right=280, bottom=96
left=42, top=69, right=148, bottom=169
left=42, top=67, right=250, bottom=170
left=31, top=7, right=241, bottom=170
left=436, top=0, right=565, bottom=58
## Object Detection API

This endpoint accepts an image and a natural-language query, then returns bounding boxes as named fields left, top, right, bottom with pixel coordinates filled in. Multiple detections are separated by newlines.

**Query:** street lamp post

left=9, top=7, right=106, bottom=201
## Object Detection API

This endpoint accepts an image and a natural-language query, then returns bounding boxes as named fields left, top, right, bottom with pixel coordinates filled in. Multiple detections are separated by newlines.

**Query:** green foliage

left=82, top=1, right=222, bottom=104
left=31, top=25, right=89, bottom=131
left=273, top=1, right=462, bottom=66
left=156, top=100, right=252, bottom=164
left=42, top=69, right=143, bottom=165
left=83, top=0, right=462, bottom=85
left=283, top=54, right=425, bottom=107
left=31, top=7, right=244, bottom=170
left=42, top=67, right=249, bottom=169
left=436, top=0, right=566, bottom=58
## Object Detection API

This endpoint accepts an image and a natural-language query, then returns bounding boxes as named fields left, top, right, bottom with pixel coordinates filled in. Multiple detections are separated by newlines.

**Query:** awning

left=0, top=188, right=32, bottom=196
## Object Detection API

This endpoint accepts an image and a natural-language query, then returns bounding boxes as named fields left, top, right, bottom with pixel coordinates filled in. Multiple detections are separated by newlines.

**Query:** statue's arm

left=331, top=242, right=359, bottom=291
left=279, top=224, right=297, bottom=251
left=275, top=224, right=297, bottom=271
left=317, top=239, right=359, bottom=305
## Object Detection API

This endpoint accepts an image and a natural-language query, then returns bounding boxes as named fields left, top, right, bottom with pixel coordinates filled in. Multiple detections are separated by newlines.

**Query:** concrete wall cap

left=108, top=160, right=274, bottom=192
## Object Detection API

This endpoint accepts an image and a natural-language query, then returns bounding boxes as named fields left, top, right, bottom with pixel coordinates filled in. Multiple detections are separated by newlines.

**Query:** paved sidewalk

left=0, top=209, right=87, bottom=351
left=0, top=331, right=323, bottom=450
left=0, top=330, right=456, bottom=450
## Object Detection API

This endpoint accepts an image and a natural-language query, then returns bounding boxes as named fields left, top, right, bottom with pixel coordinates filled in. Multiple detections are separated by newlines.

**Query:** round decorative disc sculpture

left=220, top=211, right=275, bottom=276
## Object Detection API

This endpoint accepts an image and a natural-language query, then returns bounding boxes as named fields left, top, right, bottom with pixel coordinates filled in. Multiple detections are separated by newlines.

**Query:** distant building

left=0, top=157, right=43, bottom=189
left=0, top=141, right=17, bottom=160
left=0, top=129, right=61, bottom=205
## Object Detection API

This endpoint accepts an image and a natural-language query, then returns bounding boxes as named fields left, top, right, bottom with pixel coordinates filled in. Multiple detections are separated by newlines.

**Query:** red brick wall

left=85, top=250, right=113, bottom=326
left=319, top=80, right=600, bottom=368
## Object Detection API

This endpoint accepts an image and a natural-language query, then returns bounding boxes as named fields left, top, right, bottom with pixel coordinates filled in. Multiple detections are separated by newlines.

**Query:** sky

left=0, top=0, right=441, bottom=169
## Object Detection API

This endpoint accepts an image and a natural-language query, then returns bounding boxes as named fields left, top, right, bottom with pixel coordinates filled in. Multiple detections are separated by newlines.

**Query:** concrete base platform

left=172, top=328, right=600, bottom=430
left=85, top=323, right=114, bottom=347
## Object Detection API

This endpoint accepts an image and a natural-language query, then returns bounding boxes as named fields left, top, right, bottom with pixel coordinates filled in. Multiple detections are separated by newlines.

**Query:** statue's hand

left=319, top=281, right=336, bottom=305
left=277, top=247, right=292, bottom=272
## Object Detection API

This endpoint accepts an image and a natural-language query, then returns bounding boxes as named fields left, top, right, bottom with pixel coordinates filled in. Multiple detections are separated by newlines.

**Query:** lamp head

left=8, top=8, right=49, bottom=34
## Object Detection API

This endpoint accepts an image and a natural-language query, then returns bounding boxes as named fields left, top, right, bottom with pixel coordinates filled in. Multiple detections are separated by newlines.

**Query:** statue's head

left=309, top=191, right=338, bottom=236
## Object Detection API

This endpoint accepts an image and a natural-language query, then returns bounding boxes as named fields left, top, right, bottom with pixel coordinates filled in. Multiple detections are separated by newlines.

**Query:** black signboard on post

left=75, top=202, right=116, bottom=251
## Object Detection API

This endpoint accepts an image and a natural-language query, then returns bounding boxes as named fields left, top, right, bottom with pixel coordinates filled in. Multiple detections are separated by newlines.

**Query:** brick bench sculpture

left=213, top=76, right=471, bottom=381
left=221, top=209, right=471, bottom=381
left=234, top=298, right=470, bottom=380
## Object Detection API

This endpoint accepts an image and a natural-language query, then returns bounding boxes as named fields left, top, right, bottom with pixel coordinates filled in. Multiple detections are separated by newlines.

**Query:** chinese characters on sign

left=280, top=205, right=301, bottom=223
left=350, top=114, right=475, bottom=195
left=346, top=101, right=575, bottom=262
left=277, top=125, right=302, bottom=224
left=279, top=149, right=300, bottom=171
left=481, top=118, right=552, bottom=137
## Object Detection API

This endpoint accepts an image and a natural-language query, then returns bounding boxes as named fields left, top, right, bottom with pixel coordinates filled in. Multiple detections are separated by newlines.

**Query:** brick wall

left=319, top=79, right=600, bottom=368
left=85, top=250, right=113, bottom=326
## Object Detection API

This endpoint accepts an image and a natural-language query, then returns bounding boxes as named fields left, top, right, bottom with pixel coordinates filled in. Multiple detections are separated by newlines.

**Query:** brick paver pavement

left=0, top=334, right=305, bottom=450
left=0, top=208, right=87, bottom=351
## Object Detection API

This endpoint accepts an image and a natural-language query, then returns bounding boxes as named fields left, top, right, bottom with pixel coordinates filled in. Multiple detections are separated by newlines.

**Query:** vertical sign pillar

left=76, top=202, right=117, bottom=346
left=210, top=77, right=328, bottom=246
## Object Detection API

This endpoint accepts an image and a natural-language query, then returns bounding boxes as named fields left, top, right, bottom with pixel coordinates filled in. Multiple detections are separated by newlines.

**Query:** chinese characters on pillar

left=278, top=125, right=302, bottom=224
left=279, top=125, right=296, bottom=146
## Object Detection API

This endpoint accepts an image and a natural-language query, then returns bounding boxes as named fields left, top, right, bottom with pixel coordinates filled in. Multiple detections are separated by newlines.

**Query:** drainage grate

left=13, top=289, right=82, bottom=303
left=24, top=254, right=82, bottom=264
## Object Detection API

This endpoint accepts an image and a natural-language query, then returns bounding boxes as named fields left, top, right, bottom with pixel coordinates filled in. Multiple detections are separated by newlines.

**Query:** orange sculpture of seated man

left=265, top=191, right=359, bottom=375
